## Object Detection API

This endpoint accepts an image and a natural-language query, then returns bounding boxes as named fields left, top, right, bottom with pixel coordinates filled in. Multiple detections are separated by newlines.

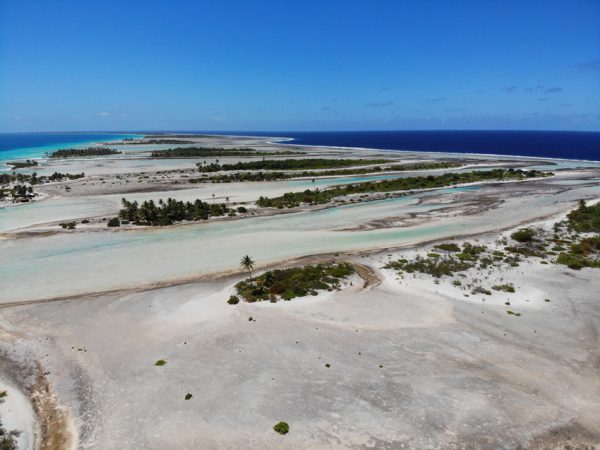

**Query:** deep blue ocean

left=203, top=130, right=600, bottom=161
left=1, top=130, right=599, bottom=161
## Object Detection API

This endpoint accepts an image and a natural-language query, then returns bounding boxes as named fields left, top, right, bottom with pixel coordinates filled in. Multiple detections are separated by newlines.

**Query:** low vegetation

left=154, top=359, right=167, bottom=366
left=472, top=286, right=492, bottom=295
left=273, top=422, right=289, bottom=435
left=187, top=161, right=463, bottom=184
left=256, top=169, right=550, bottom=208
left=7, top=159, right=38, bottom=169
left=556, top=236, right=600, bottom=270
left=0, top=418, right=19, bottom=450
left=383, top=200, right=599, bottom=310
left=131, top=139, right=195, bottom=145
left=49, top=147, right=122, bottom=158
left=234, top=262, right=354, bottom=302
left=511, top=228, right=536, bottom=242
left=0, top=171, right=84, bottom=186
left=198, top=158, right=390, bottom=172
left=189, top=171, right=290, bottom=183
left=384, top=243, right=488, bottom=278
left=384, top=254, right=473, bottom=278
left=565, top=199, right=600, bottom=233
left=492, top=283, right=516, bottom=293
left=59, top=221, right=77, bottom=230
left=554, top=201, right=600, bottom=270
left=151, top=147, right=302, bottom=158
left=434, top=242, right=461, bottom=252
left=107, top=217, right=121, bottom=227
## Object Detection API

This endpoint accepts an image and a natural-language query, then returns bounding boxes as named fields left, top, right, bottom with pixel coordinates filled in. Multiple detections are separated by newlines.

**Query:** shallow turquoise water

left=1, top=182, right=598, bottom=303
left=0, top=133, right=143, bottom=166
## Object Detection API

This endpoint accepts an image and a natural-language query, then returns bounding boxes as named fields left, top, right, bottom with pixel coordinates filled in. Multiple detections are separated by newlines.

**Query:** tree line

left=0, top=171, right=84, bottom=186
left=115, top=197, right=237, bottom=226
left=151, top=147, right=302, bottom=158
left=197, top=158, right=390, bottom=172
left=256, top=169, right=550, bottom=208
left=7, top=159, right=38, bottom=169
left=48, top=148, right=122, bottom=158
left=189, top=161, right=463, bottom=183
left=0, top=184, right=34, bottom=202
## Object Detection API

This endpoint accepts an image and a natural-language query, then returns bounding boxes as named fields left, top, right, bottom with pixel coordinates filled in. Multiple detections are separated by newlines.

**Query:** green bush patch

left=107, top=217, right=120, bottom=227
left=492, top=283, right=516, bottom=293
left=235, top=263, right=354, bottom=302
left=472, top=286, right=492, bottom=295
left=511, top=228, right=536, bottom=243
left=273, top=422, right=289, bottom=435
left=434, top=243, right=461, bottom=252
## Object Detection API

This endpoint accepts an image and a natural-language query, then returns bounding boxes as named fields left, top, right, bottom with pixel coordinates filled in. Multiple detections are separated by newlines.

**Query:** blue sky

left=1, top=0, right=599, bottom=132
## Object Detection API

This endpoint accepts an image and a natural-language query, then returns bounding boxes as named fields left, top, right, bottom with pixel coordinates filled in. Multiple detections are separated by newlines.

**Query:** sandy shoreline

left=1, top=134, right=599, bottom=448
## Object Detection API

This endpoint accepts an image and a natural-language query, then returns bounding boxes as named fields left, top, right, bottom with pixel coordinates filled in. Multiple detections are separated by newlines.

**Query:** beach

left=0, top=134, right=599, bottom=448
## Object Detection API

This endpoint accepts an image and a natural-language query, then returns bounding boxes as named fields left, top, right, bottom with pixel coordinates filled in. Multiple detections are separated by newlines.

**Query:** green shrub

left=107, top=217, right=121, bottom=227
left=384, top=254, right=473, bottom=278
left=492, top=283, right=516, bottom=293
left=185, top=393, right=192, bottom=400
left=472, top=286, right=492, bottom=295
left=154, top=359, right=167, bottom=366
left=511, top=228, right=536, bottom=243
left=0, top=417, right=19, bottom=450
left=227, top=295, right=240, bottom=305
left=434, top=243, right=461, bottom=252
left=566, top=200, right=600, bottom=232
left=60, top=221, right=77, bottom=230
left=236, top=263, right=354, bottom=302
left=273, top=422, right=289, bottom=435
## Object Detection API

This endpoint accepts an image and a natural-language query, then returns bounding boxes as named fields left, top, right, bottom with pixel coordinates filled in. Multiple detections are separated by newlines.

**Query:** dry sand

left=0, top=134, right=599, bottom=449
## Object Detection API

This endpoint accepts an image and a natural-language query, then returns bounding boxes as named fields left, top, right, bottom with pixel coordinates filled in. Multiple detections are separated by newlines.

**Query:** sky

left=1, top=0, right=599, bottom=132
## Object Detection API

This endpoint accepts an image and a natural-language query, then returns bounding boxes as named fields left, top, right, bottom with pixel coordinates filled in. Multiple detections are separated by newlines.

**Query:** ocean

left=1, top=130, right=599, bottom=162
left=0, top=132, right=142, bottom=162
left=203, top=130, right=600, bottom=161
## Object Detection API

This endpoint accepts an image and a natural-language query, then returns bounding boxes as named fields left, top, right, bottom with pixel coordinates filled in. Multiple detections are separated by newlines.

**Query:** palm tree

left=240, top=255, right=255, bottom=282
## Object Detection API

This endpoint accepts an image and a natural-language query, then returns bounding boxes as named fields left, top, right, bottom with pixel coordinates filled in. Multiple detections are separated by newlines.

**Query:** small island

left=48, top=147, right=122, bottom=158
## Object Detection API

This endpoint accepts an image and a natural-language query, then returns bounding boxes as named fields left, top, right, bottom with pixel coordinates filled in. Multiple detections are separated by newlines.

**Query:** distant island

left=48, top=147, right=122, bottom=158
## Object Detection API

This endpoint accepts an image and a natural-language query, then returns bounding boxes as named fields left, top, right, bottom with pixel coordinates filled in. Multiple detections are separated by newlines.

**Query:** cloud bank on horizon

left=0, top=0, right=599, bottom=132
